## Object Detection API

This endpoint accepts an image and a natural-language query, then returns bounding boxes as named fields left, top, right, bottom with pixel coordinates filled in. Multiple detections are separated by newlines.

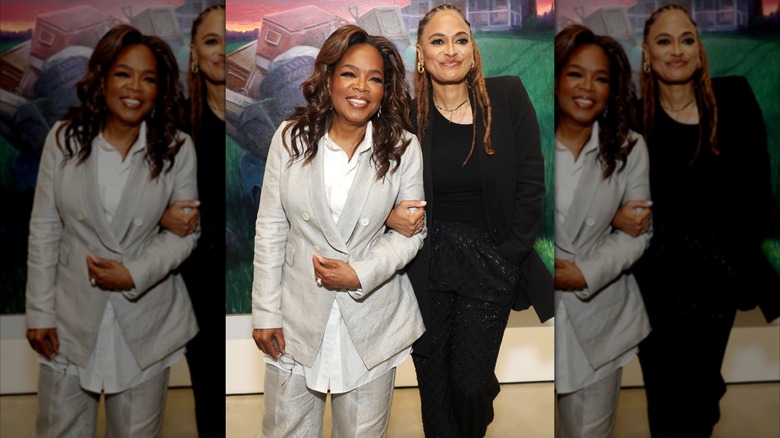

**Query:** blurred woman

left=553, top=24, right=651, bottom=438
left=614, top=4, right=779, bottom=435
left=160, top=4, right=227, bottom=436
left=386, top=4, right=551, bottom=436
left=251, top=25, right=425, bottom=437
left=25, top=25, right=198, bottom=436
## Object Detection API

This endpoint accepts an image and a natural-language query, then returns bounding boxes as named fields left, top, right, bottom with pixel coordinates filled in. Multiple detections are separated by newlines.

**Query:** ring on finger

left=90, top=277, right=97, bottom=287
left=316, top=277, right=323, bottom=287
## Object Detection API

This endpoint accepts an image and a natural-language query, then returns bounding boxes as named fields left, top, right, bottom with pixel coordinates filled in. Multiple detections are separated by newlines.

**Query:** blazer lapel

left=335, top=146, right=374, bottom=245
left=306, top=140, right=349, bottom=254
left=110, top=125, right=150, bottom=244
left=561, top=124, right=601, bottom=245
left=83, top=138, right=122, bottom=253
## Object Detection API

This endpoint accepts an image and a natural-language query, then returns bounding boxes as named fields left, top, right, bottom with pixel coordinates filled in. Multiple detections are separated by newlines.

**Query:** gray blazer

left=26, top=121, right=199, bottom=369
left=555, top=124, right=652, bottom=370
left=252, top=121, right=426, bottom=370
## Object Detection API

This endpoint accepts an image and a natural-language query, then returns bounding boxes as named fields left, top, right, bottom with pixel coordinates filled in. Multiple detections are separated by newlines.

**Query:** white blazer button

left=87, top=245, right=95, bottom=252
left=76, top=212, right=85, bottom=221
left=134, top=218, right=143, bottom=226
left=360, top=218, right=369, bottom=227
left=303, top=213, right=310, bottom=221
left=313, top=246, right=321, bottom=253
left=586, top=218, right=595, bottom=226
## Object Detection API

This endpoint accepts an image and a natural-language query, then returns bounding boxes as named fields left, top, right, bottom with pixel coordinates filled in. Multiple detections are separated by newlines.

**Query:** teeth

left=574, top=98, right=594, bottom=106
left=347, top=98, right=367, bottom=105
left=121, top=98, right=141, bottom=106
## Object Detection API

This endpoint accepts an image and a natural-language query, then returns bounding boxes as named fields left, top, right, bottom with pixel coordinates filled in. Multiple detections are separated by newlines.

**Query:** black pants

left=413, top=290, right=513, bottom=438
left=637, top=278, right=737, bottom=437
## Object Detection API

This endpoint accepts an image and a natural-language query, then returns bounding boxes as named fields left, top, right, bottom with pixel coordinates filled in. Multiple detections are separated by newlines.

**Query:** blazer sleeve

left=123, top=135, right=200, bottom=299
left=498, top=77, right=545, bottom=265
left=26, top=125, right=65, bottom=328
left=349, top=135, right=426, bottom=297
left=251, top=124, right=291, bottom=329
left=575, top=135, right=653, bottom=299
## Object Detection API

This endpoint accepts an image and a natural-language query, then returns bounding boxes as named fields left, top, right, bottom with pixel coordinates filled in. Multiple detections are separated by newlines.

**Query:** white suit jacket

left=252, top=121, right=426, bottom=370
left=555, top=124, right=652, bottom=370
left=26, top=121, right=199, bottom=369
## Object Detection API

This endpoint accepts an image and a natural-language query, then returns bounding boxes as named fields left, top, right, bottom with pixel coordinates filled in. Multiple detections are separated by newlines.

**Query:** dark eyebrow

left=427, top=31, right=470, bottom=40
left=341, top=64, right=383, bottom=76
left=201, top=32, right=221, bottom=40
left=568, top=63, right=608, bottom=76
left=115, top=64, right=157, bottom=75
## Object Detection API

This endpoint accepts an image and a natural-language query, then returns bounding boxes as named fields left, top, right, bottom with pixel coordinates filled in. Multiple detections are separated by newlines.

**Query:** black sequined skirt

left=428, top=218, right=520, bottom=304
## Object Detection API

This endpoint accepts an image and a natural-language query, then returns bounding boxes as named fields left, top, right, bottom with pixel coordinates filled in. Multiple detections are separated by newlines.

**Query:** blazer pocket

left=284, top=242, right=295, bottom=267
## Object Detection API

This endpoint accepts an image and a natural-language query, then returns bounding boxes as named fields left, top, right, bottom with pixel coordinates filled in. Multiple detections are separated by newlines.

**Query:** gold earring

left=643, top=61, right=650, bottom=74
left=191, top=62, right=199, bottom=74
left=417, top=61, right=425, bottom=74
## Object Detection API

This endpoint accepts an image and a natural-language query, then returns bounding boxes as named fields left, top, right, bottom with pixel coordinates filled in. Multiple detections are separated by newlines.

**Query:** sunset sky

left=0, top=0, right=776, bottom=32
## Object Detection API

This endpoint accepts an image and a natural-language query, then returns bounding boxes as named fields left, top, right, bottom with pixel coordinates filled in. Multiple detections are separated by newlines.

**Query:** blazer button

left=76, top=212, right=85, bottom=221
left=87, top=245, right=95, bottom=252
left=313, top=246, right=321, bottom=253
left=360, top=218, right=369, bottom=227
left=134, top=218, right=143, bottom=226
left=586, top=218, right=596, bottom=226
left=303, top=213, right=310, bottom=221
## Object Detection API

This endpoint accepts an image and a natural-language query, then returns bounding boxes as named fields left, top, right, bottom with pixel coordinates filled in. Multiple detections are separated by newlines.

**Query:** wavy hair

left=283, top=24, right=412, bottom=179
left=56, top=24, right=185, bottom=179
left=641, top=3, right=718, bottom=163
left=415, top=3, right=492, bottom=168
left=188, top=3, right=225, bottom=142
left=555, top=24, right=638, bottom=179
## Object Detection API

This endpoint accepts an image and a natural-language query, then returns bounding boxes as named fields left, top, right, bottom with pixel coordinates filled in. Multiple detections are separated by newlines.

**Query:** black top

left=637, top=76, right=779, bottom=321
left=430, top=108, right=488, bottom=231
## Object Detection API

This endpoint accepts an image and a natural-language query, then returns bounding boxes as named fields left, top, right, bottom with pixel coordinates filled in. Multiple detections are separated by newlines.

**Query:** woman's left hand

left=87, top=256, right=135, bottom=290
left=554, top=259, right=587, bottom=291
left=313, top=255, right=361, bottom=290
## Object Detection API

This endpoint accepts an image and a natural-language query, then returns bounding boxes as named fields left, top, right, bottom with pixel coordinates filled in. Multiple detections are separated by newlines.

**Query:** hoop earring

left=191, top=62, right=199, bottom=74
left=417, top=61, right=425, bottom=74
left=643, top=61, right=651, bottom=74
left=329, top=104, right=333, bottom=111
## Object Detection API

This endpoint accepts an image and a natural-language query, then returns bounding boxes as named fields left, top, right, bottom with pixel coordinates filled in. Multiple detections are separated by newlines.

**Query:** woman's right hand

left=26, top=328, right=59, bottom=360
left=160, top=199, right=200, bottom=237
left=386, top=200, right=426, bottom=237
left=252, top=328, right=285, bottom=361
left=612, top=200, right=652, bottom=237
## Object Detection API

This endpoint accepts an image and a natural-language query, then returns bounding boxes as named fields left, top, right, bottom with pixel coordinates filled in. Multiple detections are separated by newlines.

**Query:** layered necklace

left=434, top=98, right=470, bottom=124
left=661, top=96, right=697, bottom=124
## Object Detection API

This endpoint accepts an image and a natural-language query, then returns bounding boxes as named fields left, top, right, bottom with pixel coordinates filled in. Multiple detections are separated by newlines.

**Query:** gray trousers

left=262, top=363, right=395, bottom=438
left=556, top=368, right=622, bottom=438
left=35, top=365, right=169, bottom=438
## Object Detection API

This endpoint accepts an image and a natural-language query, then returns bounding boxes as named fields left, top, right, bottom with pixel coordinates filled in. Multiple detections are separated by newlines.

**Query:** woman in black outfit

left=387, top=4, right=552, bottom=437
left=612, top=4, right=779, bottom=436
left=160, top=4, right=226, bottom=437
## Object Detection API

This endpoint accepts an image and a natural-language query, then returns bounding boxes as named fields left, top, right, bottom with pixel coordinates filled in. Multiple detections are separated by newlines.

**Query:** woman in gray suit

left=553, top=25, right=652, bottom=437
left=25, top=25, right=198, bottom=437
left=251, top=25, right=425, bottom=437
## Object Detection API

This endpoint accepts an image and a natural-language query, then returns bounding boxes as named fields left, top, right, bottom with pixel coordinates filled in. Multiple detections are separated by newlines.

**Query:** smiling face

left=417, top=9, right=474, bottom=86
left=191, top=8, right=226, bottom=85
left=328, top=43, right=384, bottom=129
left=556, top=44, right=610, bottom=129
left=644, top=9, right=700, bottom=85
left=103, top=44, right=158, bottom=130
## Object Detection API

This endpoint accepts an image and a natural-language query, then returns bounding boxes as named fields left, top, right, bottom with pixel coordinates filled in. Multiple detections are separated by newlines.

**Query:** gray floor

left=1, top=382, right=777, bottom=437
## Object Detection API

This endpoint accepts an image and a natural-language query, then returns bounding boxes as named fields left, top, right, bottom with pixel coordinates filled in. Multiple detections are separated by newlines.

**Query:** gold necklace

left=434, top=98, right=469, bottom=113
left=660, top=97, right=695, bottom=113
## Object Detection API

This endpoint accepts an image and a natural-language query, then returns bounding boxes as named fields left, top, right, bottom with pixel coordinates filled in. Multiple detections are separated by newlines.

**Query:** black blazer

left=407, top=76, right=554, bottom=356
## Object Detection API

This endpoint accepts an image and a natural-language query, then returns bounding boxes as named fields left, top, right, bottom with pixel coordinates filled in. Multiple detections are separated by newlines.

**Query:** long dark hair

left=188, top=3, right=225, bottom=142
left=415, top=3, right=492, bottom=167
left=641, top=3, right=718, bottom=163
left=283, top=24, right=412, bottom=180
left=555, top=24, right=638, bottom=179
left=56, top=24, right=184, bottom=179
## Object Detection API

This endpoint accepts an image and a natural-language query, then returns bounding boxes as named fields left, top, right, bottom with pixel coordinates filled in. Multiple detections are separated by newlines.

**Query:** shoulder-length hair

left=415, top=3, right=492, bottom=168
left=641, top=3, right=718, bottom=163
left=188, top=3, right=225, bottom=142
left=283, top=24, right=412, bottom=180
left=56, top=24, right=185, bottom=179
left=555, top=24, right=638, bottom=179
